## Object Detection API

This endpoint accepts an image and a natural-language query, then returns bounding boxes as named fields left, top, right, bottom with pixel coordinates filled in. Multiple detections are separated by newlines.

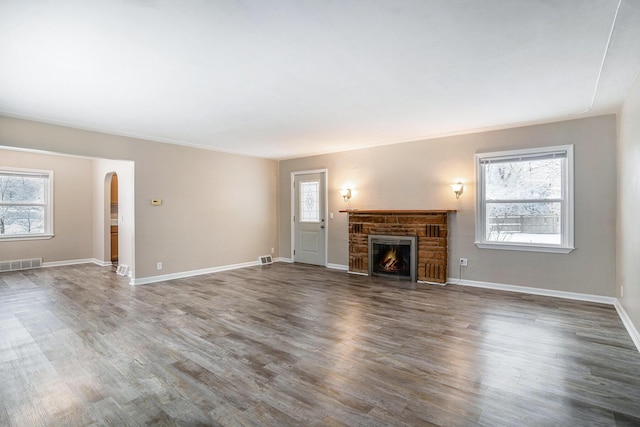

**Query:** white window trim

left=0, top=166, right=54, bottom=241
left=474, top=145, right=574, bottom=254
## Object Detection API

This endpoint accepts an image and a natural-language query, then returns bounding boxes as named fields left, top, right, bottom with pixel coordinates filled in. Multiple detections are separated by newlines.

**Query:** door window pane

left=300, top=181, right=320, bottom=222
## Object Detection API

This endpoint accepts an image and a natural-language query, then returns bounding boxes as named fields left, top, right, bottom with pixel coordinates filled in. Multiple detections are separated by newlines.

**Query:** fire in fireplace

left=378, top=247, right=406, bottom=273
left=368, top=235, right=417, bottom=281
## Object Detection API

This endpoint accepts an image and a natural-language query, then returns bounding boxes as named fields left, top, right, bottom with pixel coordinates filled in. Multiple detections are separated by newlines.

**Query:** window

left=475, top=145, right=574, bottom=253
left=0, top=168, right=53, bottom=240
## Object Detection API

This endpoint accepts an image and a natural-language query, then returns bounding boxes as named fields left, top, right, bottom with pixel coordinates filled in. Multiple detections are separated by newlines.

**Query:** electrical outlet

left=460, top=258, right=468, bottom=267
left=157, top=262, right=163, bottom=270
left=621, top=286, right=624, bottom=297
left=271, top=247, right=275, bottom=254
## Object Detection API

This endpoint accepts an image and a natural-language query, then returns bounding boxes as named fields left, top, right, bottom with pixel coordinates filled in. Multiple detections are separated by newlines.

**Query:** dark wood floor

left=1, top=263, right=640, bottom=426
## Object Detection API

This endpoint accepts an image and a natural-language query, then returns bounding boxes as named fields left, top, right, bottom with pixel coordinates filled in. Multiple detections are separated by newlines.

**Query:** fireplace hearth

left=368, top=235, right=417, bottom=281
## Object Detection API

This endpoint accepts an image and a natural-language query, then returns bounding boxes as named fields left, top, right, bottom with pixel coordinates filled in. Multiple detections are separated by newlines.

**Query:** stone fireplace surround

left=346, top=210, right=454, bottom=284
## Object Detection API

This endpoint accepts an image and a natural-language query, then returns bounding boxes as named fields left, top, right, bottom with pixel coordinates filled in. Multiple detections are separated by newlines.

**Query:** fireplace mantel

left=347, top=210, right=455, bottom=283
left=340, top=209, right=455, bottom=214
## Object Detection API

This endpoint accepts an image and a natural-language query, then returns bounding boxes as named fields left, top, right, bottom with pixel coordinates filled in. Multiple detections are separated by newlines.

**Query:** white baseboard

left=131, top=258, right=346, bottom=286
left=274, top=259, right=347, bottom=271
left=418, top=280, right=447, bottom=286
left=130, top=260, right=260, bottom=286
left=43, top=258, right=107, bottom=268
left=448, top=277, right=638, bottom=353
left=348, top=270, right=368, bottom=276
left=615, top=301, right=640, bottom=354
left=447, top=277, right=617, bottom=305
left=92, top=259, right=114, bottom=267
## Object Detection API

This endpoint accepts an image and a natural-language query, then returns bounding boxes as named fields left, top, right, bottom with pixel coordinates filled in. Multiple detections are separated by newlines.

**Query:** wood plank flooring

left=1, top=263, right=639, bottom=426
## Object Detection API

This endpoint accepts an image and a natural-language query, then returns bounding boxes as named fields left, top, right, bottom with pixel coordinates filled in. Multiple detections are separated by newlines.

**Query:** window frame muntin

left=0, top=167, right=54, bottom=241
left=475, top=145, right=574, bottom=254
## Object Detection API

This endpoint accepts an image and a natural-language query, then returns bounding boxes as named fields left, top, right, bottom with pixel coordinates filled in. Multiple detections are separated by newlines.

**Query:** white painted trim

left=418, top=280, right=447, bottom=286
left=447, top=277, right=617, bottom=305
left=449, top=277, right=640, bottom=352
left=0, top=166, right=54, bottom=238
left=327, top=263, right=348, bottom=271
left=290, top=169, right=329, bottom=266
left=475, top=242, right=575, bottom=254
left=43, top=258, right=108, bottom=268
left=348, top=270, right=368, bottom=276
left=275, top=257, right=293, bottom=263
left=130, top=260, right=259, bottom=286
left=475, top=144, right=574, bottom=254
left=92, top=259, right=115, bottom=267
left=0, top=234, right=54, bottom=242
left=615, top=301, right=640, bottom=354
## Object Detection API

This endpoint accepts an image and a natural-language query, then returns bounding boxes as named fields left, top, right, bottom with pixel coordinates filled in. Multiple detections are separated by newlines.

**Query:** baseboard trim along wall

left=274, top=259, right=348, bottom=271
left=447, top=277, right=617, bottom=305
left=43, top=258, right=108, bottom=268
left=130, top=260, right=260, bottom=286
left=347, top=271, right=368, bottom=276
left=448, top=277, right=638, bottom=353
left=92, top=259, right=115, bottom=267
left=615, top=301, right=640, bottom=354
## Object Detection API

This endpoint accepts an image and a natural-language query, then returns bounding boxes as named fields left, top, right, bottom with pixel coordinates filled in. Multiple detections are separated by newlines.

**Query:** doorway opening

left=109, top=173, right=118, bottom=267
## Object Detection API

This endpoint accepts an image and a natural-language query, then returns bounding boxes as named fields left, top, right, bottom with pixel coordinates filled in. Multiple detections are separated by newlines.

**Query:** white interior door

left=294, top=172, right=326, bottom=266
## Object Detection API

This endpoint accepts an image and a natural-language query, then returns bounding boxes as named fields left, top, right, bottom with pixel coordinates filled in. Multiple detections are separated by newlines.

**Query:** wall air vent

left=258, top=255, right=273, bottom=265
left=0, top=258, right=43, bottom=272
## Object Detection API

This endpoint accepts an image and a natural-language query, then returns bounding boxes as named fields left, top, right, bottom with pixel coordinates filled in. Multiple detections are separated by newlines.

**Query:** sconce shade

left=451, top=182, right=463, bottom=199
left=340, top=188, right=352, bottom=202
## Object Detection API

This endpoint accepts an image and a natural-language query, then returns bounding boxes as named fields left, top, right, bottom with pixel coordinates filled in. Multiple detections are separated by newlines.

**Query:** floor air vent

left=116, top=264, right=130, bottom=276
left=258, top=255, right=273, bottom=265
left=0, top=258, right=43, bottom=272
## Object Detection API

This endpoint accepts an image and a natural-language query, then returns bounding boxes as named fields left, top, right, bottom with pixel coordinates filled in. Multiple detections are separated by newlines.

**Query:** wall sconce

left=339, top=188, right=352, bottom=202
left=450, top=182, right=464, bottom=199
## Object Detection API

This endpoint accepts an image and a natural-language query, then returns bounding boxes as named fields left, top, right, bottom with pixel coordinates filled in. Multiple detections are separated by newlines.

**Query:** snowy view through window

left=483, top=156, right=563, bottom=245
left=0, top=171, right=49, bottom=237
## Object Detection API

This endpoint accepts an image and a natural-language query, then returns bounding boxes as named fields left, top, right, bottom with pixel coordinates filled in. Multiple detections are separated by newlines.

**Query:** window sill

left=475, top=241, right=575, bottom=254
left=0, top=234, right=54, bottom=242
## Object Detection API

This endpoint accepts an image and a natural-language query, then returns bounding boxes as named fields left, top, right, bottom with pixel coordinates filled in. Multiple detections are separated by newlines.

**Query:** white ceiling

left=1, top=1, right=640, bottom=160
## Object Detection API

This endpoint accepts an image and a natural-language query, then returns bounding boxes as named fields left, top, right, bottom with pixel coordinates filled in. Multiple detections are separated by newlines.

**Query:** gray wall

left=0, top=116, right=279, bottom=279
left=1, top=113, right=620, bottom=301
left=0, top=149, right=93, bottom=263
left=280, top=115, right=617, bottom=297
left=618, top=73, right=640, bottom=331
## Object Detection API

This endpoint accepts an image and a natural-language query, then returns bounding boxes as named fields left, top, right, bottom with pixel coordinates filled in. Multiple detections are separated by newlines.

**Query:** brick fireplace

left=347, top=210, right=454, bottom=283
